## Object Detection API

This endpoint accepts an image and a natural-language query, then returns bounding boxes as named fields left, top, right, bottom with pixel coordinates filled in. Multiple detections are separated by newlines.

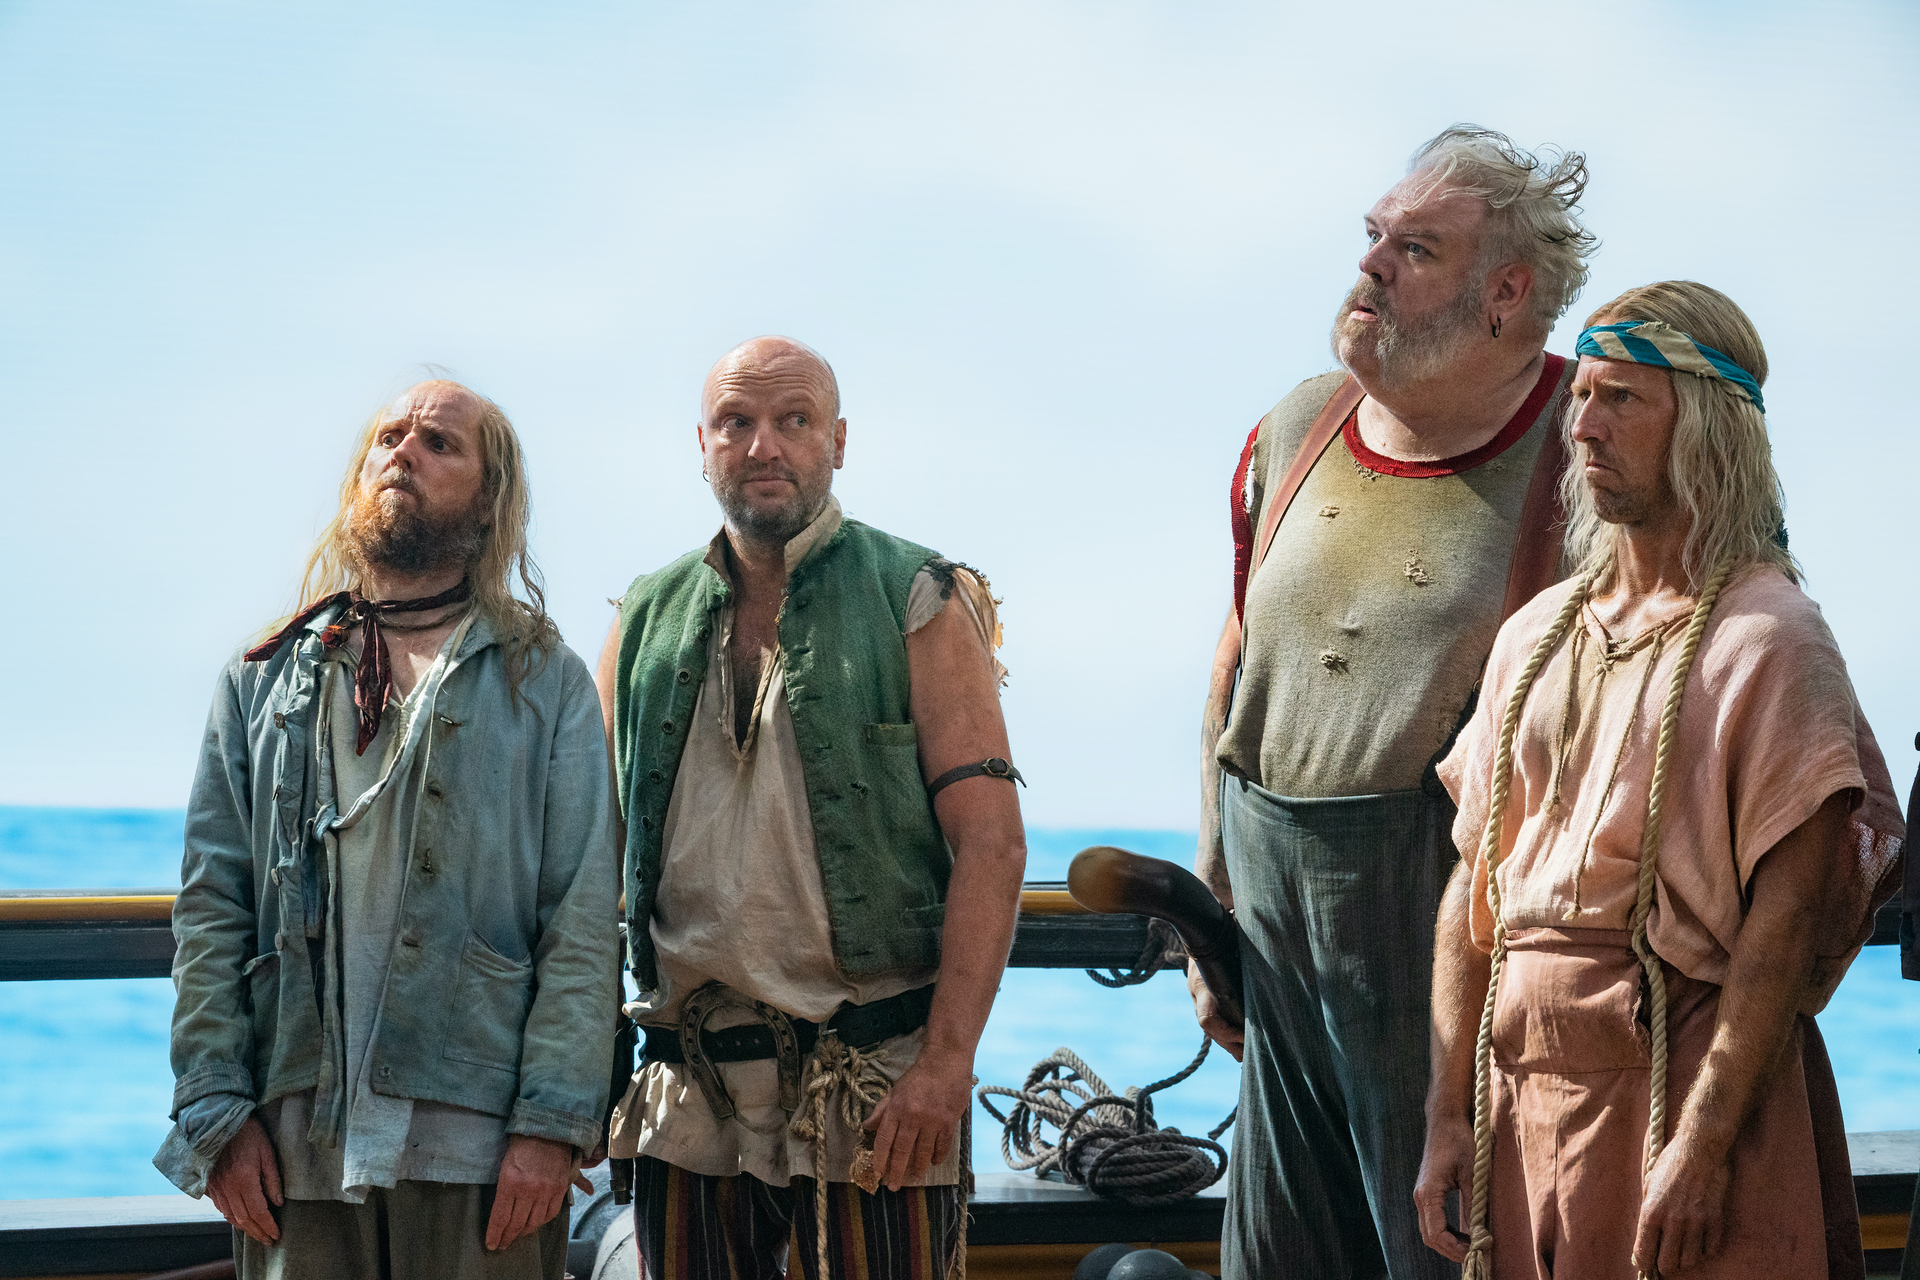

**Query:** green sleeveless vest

left=612, top=518, right=952, bottom=989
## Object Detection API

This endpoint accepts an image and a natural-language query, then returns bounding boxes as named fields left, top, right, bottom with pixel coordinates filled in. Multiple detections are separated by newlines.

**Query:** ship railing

left=0, top=886, right=1911, bottom=1277
left=0, top=886, right=1904, bottom=981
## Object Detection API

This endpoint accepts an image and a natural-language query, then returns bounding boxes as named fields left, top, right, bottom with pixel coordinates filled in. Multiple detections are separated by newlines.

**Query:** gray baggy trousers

left=1220, top=777, right=1457, bottom=1280
left=232, top=1181, right=569, bottom=1280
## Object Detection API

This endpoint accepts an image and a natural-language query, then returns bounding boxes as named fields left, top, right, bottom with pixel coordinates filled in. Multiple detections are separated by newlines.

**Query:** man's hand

left=1632, top=1137, right=1733, bottom=1276
left=863, top=1049, right=973, bottom=1191
left=1186, top=959, right=1244, bottom=1061
left=206, top=1115, right=283, bottom=1245
left=1413, top=1109, right=1475, bottom=1263
left=569, top=1142, right=605, bottom=1195
left=486, top=1134, right=577, bottom=1252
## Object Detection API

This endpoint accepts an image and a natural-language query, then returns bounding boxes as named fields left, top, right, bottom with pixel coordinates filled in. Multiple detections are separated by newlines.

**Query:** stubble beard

left=342, top=469, right=487, bottom=579
left=1588, top=478, right=1655, bottom=527
left=1331, top=275, right=1487, bottom=390
left=713, top=464, right=832, bottom=547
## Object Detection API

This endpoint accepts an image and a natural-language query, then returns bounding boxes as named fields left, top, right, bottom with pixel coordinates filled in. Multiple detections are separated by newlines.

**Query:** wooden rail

left=0, top=887, right=1902, bottom=982
left=0, top=883, right=1166, bottom=980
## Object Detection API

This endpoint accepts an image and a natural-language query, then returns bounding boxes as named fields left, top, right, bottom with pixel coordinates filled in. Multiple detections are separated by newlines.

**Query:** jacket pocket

left=443, top=933, right=535, bottom=1074
left=862, top=723, right=926, bottom=818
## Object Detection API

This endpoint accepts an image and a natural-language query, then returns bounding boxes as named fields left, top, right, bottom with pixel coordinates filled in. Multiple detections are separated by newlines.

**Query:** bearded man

left=1189, top=125, right=1596, bottom=1280
left=1419, top=281, right=1904, bottom=1279
left=157, top=381, right=621, bottom=1280
left=598, top=336, right=1025, bottom=1280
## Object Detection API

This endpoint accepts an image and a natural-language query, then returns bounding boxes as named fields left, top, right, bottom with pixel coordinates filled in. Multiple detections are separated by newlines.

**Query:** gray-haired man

left=1190, top=127, right=1594, bottom=1279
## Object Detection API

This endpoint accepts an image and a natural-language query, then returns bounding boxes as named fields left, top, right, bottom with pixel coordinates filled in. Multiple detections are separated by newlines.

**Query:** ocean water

left=0, top=807, right=1913, bottom=1200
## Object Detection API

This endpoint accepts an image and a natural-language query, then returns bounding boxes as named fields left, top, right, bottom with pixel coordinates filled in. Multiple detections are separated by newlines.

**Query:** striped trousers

left=631, top=1155, right=963, bottom=1280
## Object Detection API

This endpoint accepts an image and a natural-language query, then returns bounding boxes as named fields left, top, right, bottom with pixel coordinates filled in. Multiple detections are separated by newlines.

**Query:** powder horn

left=1067, top=845, right=1244, bottom=1030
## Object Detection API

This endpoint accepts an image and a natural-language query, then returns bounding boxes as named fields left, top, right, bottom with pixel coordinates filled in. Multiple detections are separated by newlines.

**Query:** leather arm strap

left=927, top=757, right=1025, bottom=800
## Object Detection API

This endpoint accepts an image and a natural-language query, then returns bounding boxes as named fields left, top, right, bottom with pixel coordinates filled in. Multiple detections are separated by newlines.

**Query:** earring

left=1491, top=316, right=1503, bottom=338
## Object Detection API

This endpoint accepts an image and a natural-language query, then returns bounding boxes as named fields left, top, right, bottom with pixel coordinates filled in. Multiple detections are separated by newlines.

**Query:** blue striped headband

left=1575, top=320, right=1765, bottom=414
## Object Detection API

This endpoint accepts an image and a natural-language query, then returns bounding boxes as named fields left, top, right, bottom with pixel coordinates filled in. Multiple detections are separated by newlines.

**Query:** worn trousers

left=631, top=1155, right=964, bottom=1280
left=1486, top=929, right=1827, bottom=1279
left=1221, top=778, right=1456, bottom=1280
left=232, top=1180, right=568, bottom=1280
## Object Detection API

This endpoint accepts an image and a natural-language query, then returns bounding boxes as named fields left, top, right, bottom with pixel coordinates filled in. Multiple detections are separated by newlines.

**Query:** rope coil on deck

left=977, top=1038, right=1233, bottom=1206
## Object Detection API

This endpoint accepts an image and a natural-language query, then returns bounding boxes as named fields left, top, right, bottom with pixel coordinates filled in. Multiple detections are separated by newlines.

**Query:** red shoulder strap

left=1498, top=356, right=1574, bottom=622
left=1250, top=377, right=1365, bottom=579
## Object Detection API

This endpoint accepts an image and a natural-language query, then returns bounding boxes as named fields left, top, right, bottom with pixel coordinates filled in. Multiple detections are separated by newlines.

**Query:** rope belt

left=646, top=982, right=963, bottom=1279
left=643, top=982, right=936, bottom=1120
left=1462, top=558, right=1733, bottom=1280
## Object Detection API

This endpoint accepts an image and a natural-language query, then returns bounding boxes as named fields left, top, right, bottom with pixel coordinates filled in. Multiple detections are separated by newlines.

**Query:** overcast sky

left=2, top=0, right=1914, bottom=828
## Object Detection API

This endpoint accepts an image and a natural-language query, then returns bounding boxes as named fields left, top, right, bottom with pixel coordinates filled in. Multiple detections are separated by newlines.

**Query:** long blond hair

left=284, top=386, right=559, bottom=691
left=1560, top=280, right=1798, bottom=592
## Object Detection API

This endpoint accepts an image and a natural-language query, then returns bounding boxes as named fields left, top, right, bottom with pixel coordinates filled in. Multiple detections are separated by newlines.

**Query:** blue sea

left=1, top=807, right=1914, bottom=1200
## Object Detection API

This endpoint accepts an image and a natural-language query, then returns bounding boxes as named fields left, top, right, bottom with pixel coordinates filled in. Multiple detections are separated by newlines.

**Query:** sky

left=1, top=0, right=1915, bottom=828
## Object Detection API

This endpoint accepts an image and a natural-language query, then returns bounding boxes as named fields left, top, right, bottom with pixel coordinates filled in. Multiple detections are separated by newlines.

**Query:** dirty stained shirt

left=1219, top=363, right=1569, bottom=798
left=608, top=494, right=1002, bottom=1187
left=266, top=615, right=510, bottom=1201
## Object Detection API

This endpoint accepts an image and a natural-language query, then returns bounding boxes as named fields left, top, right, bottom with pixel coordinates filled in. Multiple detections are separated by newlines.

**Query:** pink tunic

left=1439, top=565, right=1904, bottom=1009
left=1438, top=565, right=1904, bottom=1277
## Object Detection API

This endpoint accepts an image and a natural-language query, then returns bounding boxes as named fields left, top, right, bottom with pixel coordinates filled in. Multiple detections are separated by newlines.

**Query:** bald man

left=158, top=382, right=621, bottom=1279
left=598, top=338, right=1026, bottom=1280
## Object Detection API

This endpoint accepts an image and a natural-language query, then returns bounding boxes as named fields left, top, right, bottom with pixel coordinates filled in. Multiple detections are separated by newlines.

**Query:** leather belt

left=642, top=983, right=936, bottom=1119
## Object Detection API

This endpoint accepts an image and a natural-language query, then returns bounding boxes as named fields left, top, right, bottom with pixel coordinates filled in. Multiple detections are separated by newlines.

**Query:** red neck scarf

left=245, top=581, right=472, bottom=754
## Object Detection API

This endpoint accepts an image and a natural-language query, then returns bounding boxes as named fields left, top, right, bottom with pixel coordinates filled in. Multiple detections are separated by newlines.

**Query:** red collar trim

left=1342, top=353, right=1568, bottom=478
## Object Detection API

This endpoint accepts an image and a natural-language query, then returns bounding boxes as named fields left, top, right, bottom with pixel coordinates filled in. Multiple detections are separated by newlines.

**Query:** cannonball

left=1072, top=1242, right=1134, bottom=1280
left=1107, top=1248, right=1191, bottom=1280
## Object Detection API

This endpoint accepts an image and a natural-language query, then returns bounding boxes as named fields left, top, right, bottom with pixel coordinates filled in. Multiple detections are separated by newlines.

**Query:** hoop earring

left=1491, top=316, right=1503, bottom=339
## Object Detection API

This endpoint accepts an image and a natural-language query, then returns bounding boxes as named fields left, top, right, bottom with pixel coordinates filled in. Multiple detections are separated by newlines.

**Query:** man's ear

left=832, top=418, right=847, bottom=470
left=1488, top=262, right=1536, bottom=318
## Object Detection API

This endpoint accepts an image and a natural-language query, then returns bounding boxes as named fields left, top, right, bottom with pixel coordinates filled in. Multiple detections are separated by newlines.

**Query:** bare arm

left=1195, top=606, right=1240, bottom=908
left=864, top=588, right=1027, bottom=1190
left=1415, top=857, right=1489, bottom=1262
left=1634, top=790, right=1848, bottom=1274
left=1186, top=608, right=1246, bottom=1057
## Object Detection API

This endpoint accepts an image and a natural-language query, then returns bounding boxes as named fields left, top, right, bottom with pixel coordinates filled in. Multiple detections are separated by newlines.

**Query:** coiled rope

left=1085, top=918, right=1186, bottom=988
left=977, top=1038, right=1233, bottom=1205
left=1461, top=558, right=1732, bottom=1280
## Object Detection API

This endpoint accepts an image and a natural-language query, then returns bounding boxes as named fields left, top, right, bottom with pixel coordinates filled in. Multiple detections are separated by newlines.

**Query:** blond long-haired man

left=156, top=381, right=621, bottom=1280
left=1419, top=284, right=1904, bottom=1278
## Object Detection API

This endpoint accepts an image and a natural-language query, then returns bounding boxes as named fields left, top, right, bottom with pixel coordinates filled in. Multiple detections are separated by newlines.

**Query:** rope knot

left=788, top=1034, right=898, bottom=1279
